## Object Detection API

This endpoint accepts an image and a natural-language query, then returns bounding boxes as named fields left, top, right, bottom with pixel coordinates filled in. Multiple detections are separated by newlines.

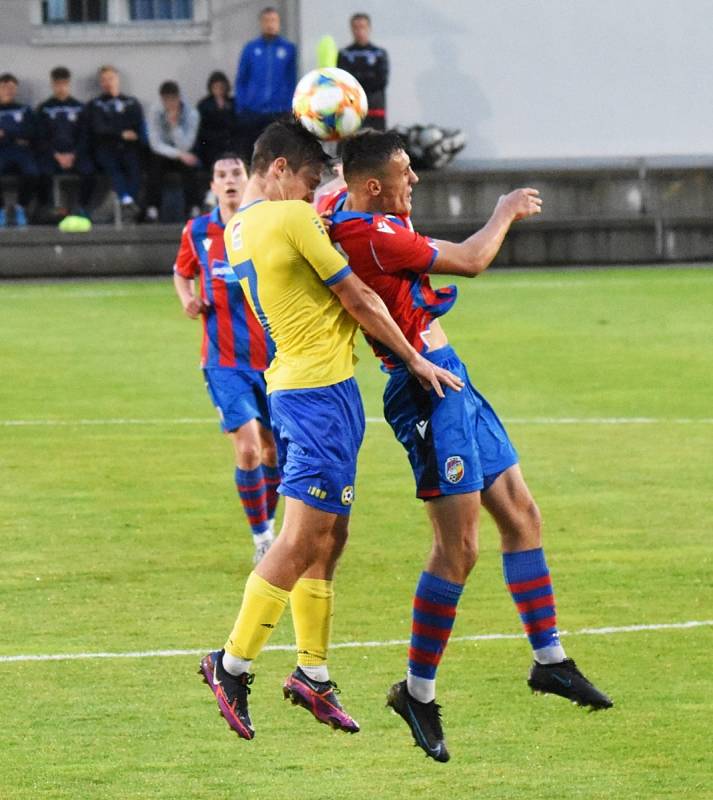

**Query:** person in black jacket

left=87, top=65, right=145, bottom=215
left=0, top=73, right=39, bottom=227
left=337, top=13, right=389, bottom=131
left=195, top=71, right=242, bottom=167
left=36, top=66, right=95, bottom=218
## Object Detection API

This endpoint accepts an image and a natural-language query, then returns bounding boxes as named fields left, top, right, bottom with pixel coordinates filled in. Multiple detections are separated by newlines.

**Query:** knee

left=433, top=530, right=478, bottom=581
left=236, top=441, right=261, bottom=470
left=261, top=443, right=277, bottom=467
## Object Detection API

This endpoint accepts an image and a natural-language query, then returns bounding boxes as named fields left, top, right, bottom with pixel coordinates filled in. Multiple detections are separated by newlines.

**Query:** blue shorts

left=203, top=368, right=270, bottom=433
left=383, top=345, right=518, bottom=499
left=269, top=377, right=365, bottom=515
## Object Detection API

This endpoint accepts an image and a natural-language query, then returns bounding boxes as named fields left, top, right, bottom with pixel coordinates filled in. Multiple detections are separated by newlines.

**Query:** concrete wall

left=299, top=0, right=713, bottom=160
left=0, top=0, right=296, bottom=108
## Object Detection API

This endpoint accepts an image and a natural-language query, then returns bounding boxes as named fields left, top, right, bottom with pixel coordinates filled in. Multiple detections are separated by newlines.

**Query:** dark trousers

left=0, top=144, right=39, bottom=206
left=94, top=143, right=142, bottom=201
left=363, top=112, right=386, bottom=132
left=38, top=152, right=95, bottom=209
left=236, top=112, right=284, bottom=163
left=145, top=153, right=203, bottom=214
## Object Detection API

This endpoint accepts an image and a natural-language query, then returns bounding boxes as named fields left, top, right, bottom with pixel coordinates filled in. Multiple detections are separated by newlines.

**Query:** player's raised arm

left=329, top=272, right=463, bottom=397
left=430, top=188, right=542, bottom=277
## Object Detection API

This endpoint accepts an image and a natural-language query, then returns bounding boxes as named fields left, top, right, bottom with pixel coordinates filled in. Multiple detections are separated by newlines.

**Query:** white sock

left=299, top=664, right=329, bottom=683
left=534, top=643, right=567, bottom=664
left=253, top=530, right=273, bottom=546
left=407, top=672, right=436, bottom=703
left=222, top=651, right=252, bottom=676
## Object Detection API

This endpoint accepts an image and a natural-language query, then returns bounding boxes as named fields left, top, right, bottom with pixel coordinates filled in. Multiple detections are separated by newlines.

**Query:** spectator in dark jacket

left=36, top=66, right=95, bottom=218
left=337, top=13, right=389, bottom=131
left=0, top=73, right=39, bottom=227
left=145, top=80, right=202, bottom=221
left=87, top=65, right=145, bottom=215
left=195, top=71, right=241, bottom=167
left=234, top=6, right=297, bottom=158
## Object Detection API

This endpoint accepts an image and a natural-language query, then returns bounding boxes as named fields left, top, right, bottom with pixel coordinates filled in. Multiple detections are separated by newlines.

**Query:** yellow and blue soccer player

left=198, top=119, right=463, bottom=739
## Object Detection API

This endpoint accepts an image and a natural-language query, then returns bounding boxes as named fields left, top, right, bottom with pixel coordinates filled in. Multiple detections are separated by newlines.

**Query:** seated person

left=36, top=66, right=95, bottom=219
left=87, top=65, right=145, bottom=216
left=0, top=73, right=39, bottom=227
left=195, top=71, right=240, bottom=168
left=145, top=80, right=202, bottom=221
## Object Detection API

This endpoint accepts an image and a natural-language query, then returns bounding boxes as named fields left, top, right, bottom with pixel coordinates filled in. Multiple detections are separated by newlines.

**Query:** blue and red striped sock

left=263, top=464, right=281, bottom=525
left=503, top=547, right=566, bottom=664
left=235, top=466, right=270, bottom=537
left=407, top=571, right=464, bottom=703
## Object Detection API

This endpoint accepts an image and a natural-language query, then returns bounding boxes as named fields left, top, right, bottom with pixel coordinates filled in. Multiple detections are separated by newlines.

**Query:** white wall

left=299, top=0, right=713, bottom=159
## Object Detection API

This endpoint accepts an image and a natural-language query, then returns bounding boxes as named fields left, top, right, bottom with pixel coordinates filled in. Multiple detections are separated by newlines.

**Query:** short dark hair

left=350, top=12, right=371, bottom=25
left=50, top=66, right=71, bottom=82
left=159, top=80, right=180, bottom=97
left=251, top=118, right=330, bottom=175
left=207, top=70, right=229, bottom=93
left=260, top=6, right=278, bottom=16
left=0, top=73, right=18, bottom=85
left=342, top=129, right=406, bottom=182
left=211, top=151, right=247, bottom=177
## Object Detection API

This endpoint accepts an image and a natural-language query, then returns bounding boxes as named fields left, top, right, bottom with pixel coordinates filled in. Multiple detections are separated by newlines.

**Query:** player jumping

left=173, top=154, right=279, bottom=564
left=197, top=120, right=462, bottom=740
left=320, top=130, right=613, bottom=763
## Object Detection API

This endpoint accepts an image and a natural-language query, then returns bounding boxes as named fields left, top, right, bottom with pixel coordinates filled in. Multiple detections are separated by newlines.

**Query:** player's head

left=350, top=12, right=371, bottom=46
left=0, top=73, right=18, bottom=104
left=251, top=118, right=330, bottom=203
left=342, top=129, right=418, bottom=215
left=259, top=6, right=280, bottom=37
left=50, top=66, right=71, bottom=100
left=211, top=152, right=248, bottom=209
left=207, top=70, right=230, bottom=100
left=159, top=80, right=181, bottom=113
left=98, top=65, right=120, bottom=95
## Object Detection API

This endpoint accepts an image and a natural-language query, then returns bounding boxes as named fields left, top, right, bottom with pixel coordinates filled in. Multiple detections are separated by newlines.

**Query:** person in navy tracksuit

left=234, top=7, right=296, bottom=159
left=0, top=73, right=39, bottom=227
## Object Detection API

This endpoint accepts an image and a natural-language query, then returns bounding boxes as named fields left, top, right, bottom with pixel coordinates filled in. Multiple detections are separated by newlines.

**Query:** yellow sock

left=225, top=571, right=290, bottom=660
left=290, top=578, right=334, bottom=667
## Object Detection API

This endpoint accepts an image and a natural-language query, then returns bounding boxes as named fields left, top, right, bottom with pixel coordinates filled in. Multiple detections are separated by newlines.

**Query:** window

left=42, top=0, right=108, bottom=22
left=128, top=0, right=193, bottom=19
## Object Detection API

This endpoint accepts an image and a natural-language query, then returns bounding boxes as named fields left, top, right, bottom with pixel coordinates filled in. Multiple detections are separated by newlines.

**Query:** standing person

left=337, top=13, right=389, bottom=131
left=195, top=72, right=239, bottom=170
left=173, top=153, right=279, bottom=564
left=36, top=66, right=95, bottom=219
left=0, top=73, right=39, bottom=228
left=320, top=130, right=613, bottom=763
left=234, top=6, right=296, bottom=159
left=198, top=119, right=462, bottom=741
left=87, top=65, right=145, bottom=219
left=146, top=80, right=202, bottom=222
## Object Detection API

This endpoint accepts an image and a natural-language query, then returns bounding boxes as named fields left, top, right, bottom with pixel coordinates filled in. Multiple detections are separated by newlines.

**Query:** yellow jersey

left=224, top=199, right=358, bottom=392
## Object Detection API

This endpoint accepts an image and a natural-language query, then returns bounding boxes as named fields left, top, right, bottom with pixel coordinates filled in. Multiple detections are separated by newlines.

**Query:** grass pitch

left=1, top=267, right=712, bottom=799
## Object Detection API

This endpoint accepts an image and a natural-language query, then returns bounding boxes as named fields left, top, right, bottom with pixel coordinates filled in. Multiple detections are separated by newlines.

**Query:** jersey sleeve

left=370, top=216, right=439, bottom=274
left=173, top=222, right=200, bottom=278
left=285, top=202, right=351, bottom=286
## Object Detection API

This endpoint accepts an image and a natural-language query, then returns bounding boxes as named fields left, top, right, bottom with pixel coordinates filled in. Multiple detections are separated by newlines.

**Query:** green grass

left=1, top=267, right=712, bottom=799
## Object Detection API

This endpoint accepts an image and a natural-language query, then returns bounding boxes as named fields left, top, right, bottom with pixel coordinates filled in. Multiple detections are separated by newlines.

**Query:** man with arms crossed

left=320, top=130, right=613, bottom=762
left=173, top=154, right=279, bottom=563
left=198, top=120, right=461, bottom=740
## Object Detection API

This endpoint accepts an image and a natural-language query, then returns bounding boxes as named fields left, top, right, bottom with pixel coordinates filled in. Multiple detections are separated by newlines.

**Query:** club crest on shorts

left=341, top=485, right=354, bottom=505
left=445, top=455, right=465, bottom=484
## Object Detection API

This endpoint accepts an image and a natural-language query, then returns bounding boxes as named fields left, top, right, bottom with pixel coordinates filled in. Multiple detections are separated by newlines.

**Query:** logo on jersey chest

left=444, top=455, right=465, bottom=484
left=231, top=220, right=243, bottom=250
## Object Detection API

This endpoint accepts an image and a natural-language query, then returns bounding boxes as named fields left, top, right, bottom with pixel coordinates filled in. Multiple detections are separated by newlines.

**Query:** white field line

left=1, top=619, right=711, bottom=665
left=3, top=416, right=713, bottom=427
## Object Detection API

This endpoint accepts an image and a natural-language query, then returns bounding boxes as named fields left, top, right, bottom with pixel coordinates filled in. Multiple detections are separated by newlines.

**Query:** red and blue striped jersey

left=174, top=208, right=275, bottom=370
left=319, top=189, right=455, bottom=370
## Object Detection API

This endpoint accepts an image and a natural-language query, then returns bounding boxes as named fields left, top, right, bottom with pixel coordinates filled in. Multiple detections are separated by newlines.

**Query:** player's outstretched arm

left=430, top=188, right=542, bottom=277
left=330, top=273, right=463, bottom=397
left=173, top=272, right=208, bottom=319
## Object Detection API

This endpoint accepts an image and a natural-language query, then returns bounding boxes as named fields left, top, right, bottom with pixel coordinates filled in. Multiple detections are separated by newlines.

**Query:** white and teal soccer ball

left=292, top=67, right=368, bottom=141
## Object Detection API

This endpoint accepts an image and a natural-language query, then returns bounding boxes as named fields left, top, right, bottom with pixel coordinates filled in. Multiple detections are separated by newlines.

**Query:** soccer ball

left=292, top=67, right=368, bottom=141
